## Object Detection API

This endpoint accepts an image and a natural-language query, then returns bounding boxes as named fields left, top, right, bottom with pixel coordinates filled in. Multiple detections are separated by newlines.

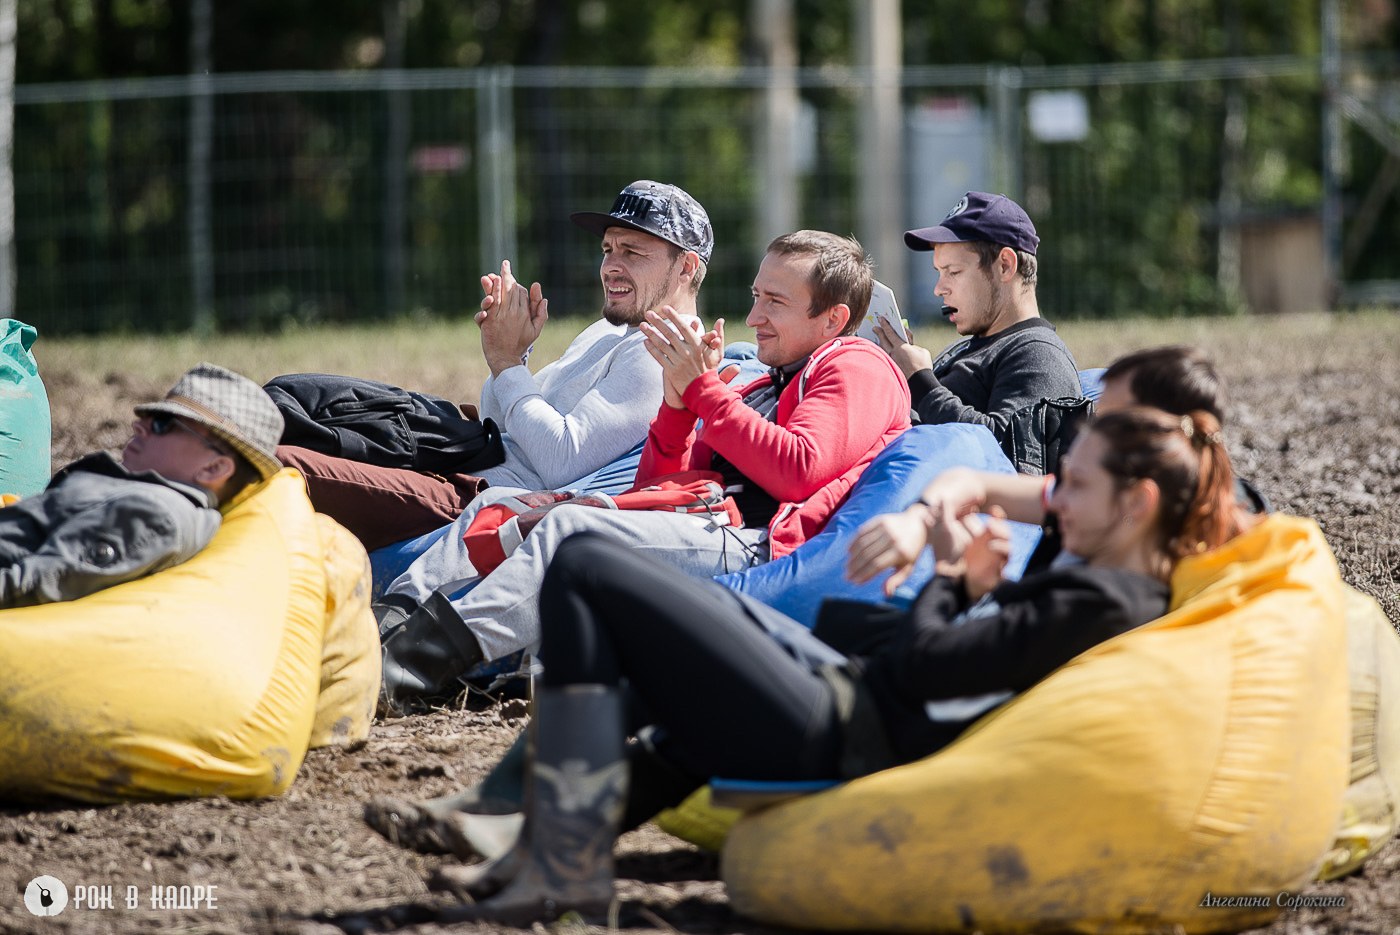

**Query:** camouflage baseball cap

left=570, top=180, right=714, bottom=265
left=135, top=362, right=284, bottom=481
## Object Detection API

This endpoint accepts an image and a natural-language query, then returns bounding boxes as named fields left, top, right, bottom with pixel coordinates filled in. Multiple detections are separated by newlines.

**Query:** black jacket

left=0, top=452, right=220, bottom=607
left=265, top=372, right=505, bottom=474
left=816, top=564, right=1169, bottom=774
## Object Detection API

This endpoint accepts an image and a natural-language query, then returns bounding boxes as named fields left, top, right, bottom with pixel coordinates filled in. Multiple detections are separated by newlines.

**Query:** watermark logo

left=20, top=876, right=218, bottom=915
left=1199, top=890, right=1348, bottom=911
left=24, top=876, right=68, bottom=917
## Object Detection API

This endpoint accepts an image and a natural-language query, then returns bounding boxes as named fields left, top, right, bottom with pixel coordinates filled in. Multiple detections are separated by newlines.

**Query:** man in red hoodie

left=376, top=230, right=910, bottom=714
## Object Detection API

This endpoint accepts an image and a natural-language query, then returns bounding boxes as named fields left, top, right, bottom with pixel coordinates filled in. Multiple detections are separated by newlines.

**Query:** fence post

left=989, top=65, right=1023, bottom=197
left=1320, top=0, right=1343, bottom=309
left=477, top=67, right=517, bottom=277
left=752, top=0, right=798, bottom=252
left=188, top=0, right=214, bottom=334
left=382, top=0, right=409, bottom=319
left=854, top=0, right=905, bottom=303
left=0, top=0, right=14, bottom=319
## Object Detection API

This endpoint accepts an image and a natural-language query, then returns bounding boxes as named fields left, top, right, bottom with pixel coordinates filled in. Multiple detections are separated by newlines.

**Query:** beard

left=963, top=275, right=1011, bottom=337
left=601, top=257, right=683, bottom=326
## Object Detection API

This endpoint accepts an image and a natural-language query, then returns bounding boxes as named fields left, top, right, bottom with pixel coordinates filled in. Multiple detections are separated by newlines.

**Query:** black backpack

left=265, top=372, right=506, bottom=474
left=1000, top=395, right=1095, bottom=477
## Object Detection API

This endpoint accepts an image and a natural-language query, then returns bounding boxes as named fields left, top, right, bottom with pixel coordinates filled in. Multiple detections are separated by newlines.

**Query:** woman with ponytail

left=367, top=405, right=1244, bottom=924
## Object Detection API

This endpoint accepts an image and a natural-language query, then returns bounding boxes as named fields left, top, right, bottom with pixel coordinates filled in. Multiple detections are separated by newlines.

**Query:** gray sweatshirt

left=476, top=318, right=674, bottom=491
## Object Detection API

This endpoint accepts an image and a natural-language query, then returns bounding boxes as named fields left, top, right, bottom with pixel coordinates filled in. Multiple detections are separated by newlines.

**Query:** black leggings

left=538, top=531, right=843, bottom=812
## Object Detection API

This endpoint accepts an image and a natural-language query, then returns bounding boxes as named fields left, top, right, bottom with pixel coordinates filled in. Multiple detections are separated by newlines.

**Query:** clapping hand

left=478, top=260, right=548, bottom=376
left=960, top=507, right=1012, bottom=601
left=641, top=306, right=722, bottom=409
left=847, top=507, right=935, bottom=598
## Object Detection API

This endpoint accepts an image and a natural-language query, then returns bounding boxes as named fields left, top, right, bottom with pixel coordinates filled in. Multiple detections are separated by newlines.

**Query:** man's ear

left=996, top=246, right=1019, bottom=283
left=193, top=453, right=236, bottom=493
left=679, top=250, right=700, bottom=285
left=823, top=303, right=851, bottom=337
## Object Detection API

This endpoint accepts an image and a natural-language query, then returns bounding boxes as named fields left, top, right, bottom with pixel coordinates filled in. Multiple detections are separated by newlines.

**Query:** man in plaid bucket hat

left=0, top=362, right=283, bottom=607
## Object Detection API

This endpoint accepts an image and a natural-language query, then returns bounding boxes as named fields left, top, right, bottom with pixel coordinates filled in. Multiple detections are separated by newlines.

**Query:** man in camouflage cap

left=0, top=362, right=282, bottom=607
left=278, top=179, right=716, bottom=551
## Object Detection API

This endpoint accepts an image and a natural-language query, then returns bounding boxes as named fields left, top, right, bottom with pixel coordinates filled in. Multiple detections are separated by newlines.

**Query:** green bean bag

left=0, top=319, right=50, bottom=497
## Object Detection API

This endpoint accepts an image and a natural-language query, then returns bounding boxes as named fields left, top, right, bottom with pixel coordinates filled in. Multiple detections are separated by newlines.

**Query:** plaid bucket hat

left=570, top=180, right=714, bottom=265
left=135, top=362, right=284, bottom=481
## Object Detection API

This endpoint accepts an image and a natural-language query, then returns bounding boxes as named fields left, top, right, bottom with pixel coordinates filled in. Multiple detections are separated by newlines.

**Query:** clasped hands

left=846, top=468, right=1010, bottom=601
left=639, top=306, right=727, bottom=410
left=478, top=260, right=548, bottom=376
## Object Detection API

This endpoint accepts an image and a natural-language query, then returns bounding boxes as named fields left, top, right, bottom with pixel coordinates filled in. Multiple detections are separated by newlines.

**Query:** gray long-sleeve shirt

left=476, top=318, right=678, bottom=491
left=908, top=317, right=1080, bottom=442
left=0, top=452, right=220, bottom=607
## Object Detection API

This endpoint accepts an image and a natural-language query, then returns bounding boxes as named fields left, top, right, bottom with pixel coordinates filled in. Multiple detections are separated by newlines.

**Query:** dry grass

left=40, top=307, right=1397, bottom=393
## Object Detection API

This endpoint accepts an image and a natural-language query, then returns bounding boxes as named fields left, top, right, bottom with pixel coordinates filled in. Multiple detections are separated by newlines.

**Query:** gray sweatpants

left=385, top=485, right=770, bottom=661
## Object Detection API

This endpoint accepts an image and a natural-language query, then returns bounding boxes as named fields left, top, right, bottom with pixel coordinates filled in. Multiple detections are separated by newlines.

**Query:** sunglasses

left=147, top=414, right=232, bottom=456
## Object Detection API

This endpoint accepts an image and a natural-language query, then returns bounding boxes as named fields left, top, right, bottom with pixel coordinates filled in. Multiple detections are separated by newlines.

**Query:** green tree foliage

left=13, top=1, right=1400, bottom=331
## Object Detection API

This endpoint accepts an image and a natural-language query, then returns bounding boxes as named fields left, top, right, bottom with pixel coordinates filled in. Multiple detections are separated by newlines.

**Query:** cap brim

left=904, top=225, right=963, bottom=252
left=134, top=400, right=283, bottom=482
left=569, top=211, right=707, bottom=262
left=570, top=211, right=654, bottom=242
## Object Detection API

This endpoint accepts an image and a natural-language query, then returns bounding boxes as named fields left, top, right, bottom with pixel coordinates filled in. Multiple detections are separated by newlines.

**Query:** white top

left=476, top=318, right=672, bottom=491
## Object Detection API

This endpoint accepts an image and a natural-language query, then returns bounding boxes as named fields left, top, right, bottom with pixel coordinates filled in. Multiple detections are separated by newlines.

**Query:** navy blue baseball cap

left=571, top=180, right=714, bottom=265
left=904, top=191, right=1039, bottom=256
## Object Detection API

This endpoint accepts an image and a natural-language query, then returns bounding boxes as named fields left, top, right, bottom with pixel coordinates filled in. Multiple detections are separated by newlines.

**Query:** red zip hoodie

left=637, top=337, right=911, bottom=559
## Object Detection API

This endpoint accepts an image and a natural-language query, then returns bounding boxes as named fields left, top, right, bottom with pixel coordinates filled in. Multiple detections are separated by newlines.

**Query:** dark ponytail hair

left=1088, top=406, right=1242, bottom=559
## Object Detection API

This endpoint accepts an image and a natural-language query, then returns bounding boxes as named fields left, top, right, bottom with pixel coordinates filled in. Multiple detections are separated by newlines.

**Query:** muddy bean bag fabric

left=721, top=514, right=1349, bottom=934
left=0, top=469, right=378, bottom=802
left=310, top=513, right=380, bottom=749
left=0, top=319, right=50, bottom=498
left=1316, top=585, right=1400, bottom=880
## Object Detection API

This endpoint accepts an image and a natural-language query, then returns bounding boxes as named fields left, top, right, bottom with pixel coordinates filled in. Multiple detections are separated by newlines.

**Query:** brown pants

left=277, top=445, right=489, bottom=552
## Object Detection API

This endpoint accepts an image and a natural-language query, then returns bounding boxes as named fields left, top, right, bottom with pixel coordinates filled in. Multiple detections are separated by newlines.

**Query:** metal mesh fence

left=14, top=56, right=1384, bottom=335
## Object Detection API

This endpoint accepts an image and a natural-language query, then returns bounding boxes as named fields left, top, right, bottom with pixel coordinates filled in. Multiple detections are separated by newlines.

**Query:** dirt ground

left=4, top=314, right=1400, bottom=934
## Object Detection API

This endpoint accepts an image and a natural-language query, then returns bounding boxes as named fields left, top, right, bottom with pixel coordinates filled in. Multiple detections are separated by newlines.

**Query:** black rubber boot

left=376, top=591, right=485, bottom=717
left=364, top=729, right=528, bottom=858
left=372, top=592, right=419, bottom=636
left=432, top=684, right=628, bottom=924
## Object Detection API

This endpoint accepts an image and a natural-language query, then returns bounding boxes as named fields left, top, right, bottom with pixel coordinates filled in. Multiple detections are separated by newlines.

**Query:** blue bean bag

left=0, top=320, right=51, bottom=497
left=715, top=423, right=1041, bottom=628
left=1079, top=367, right=1105, bottom=399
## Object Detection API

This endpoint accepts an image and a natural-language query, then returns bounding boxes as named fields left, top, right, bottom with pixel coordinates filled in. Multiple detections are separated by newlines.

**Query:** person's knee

left=549, top=531, right=621, bottom=589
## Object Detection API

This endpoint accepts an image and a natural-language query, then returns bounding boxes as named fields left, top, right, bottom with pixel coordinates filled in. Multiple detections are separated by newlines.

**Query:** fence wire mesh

left=13, top=56, right=1394, bottom=335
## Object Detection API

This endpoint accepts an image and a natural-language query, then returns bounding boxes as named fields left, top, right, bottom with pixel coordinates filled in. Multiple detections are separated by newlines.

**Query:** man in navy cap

left=278, top=180, right=714, bottom=549
left=872, top=191, right=1080, bottom=444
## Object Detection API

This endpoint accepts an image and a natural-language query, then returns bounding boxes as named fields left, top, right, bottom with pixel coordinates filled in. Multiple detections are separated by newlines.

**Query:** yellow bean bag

left=722, top=514, right=1350, bottom=934
left=310, top=513, right=380, bottom=749
left=1316, top=585, right=1400, bottom=879
left=0, top=469, right=378, bottom=803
